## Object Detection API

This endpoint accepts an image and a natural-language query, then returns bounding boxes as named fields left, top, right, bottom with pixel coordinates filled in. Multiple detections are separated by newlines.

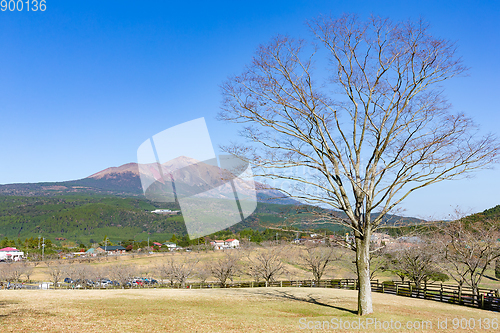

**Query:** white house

left=0, top=247, right=24, bottom=261
left=151, top=209, right=181, bottom=215
left=210, top=240, right=226, bottom=250
left=225, top=239, right=240, bottom=248
left=163, top=242, right=178, bottom=250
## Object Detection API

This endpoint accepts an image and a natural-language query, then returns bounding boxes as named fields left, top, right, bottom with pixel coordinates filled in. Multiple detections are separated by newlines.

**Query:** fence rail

left=4, top=278, right=499, bottom=312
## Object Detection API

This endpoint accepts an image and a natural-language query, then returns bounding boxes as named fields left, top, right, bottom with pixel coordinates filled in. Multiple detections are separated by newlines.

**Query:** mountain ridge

left=0, top=159, right=301, bottom=205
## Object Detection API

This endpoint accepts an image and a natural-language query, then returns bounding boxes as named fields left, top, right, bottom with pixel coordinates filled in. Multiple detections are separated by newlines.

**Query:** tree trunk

left=356, top=236, right=373, bottom=315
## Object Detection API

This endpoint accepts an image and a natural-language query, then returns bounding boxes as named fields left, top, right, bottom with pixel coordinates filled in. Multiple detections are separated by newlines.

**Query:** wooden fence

left=177, top=279, right=500, bottom=312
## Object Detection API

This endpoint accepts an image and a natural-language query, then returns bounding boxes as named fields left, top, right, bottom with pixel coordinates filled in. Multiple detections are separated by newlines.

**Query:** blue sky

left=1, top=0, right=499, bottom=218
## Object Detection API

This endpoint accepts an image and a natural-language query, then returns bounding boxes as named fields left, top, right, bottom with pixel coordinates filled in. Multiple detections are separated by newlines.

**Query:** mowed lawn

left=1, top=287, right=500, bottom=332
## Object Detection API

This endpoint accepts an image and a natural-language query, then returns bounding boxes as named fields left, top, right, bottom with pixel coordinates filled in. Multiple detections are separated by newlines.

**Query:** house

left=210, top=240, right=226, bottom=250
left=209, top=239, right=240, bottom=250
left=225, top=239, right=240, bottom=248
left=163, top=242, right=178, bottom=250
left=153, top=242, right=162, bottom=247
left=85, top=248, right=97, bottom=257
left=371, top=233, right=394, bottom=246
left=96, top=245, right=126, bottom=255
left=151, top=209, right=181, bottom=215
left=0, top=247, right=24, bottom=261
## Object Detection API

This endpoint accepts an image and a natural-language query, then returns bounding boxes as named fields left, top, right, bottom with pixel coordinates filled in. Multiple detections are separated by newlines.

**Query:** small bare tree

left=208, top=252, right=241, bottom=288
left=1, top=263, right=24, bottom=283
left=46, top=261, right=65, bottom=288
left=386, top=241, right=447, bottom=296
left=196, top=264, right=212, bottom=284
left=437, top=218, right=500, bottom=300
left=175, top=258, right=199, bottom=288
left=157, top=259, right=179, bottom=287
left=111, top=265, right=136, bottom=288
left=21, top=262, right=34, bottom=282
left=70, top=265, right=94, bottom=288
left=89, top=266, right=108, bottom=287
left=246, top=243, right=288, bottom=284
left=157, top=257, right=199, bottom=288
left=298, top=244, right=339, bottom=284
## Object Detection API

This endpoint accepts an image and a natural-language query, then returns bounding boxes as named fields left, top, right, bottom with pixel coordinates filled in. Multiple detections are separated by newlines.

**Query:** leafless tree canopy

left=207, top=252, right=241, bottom=288
left=246, top=244, right=288, bottom=283
left=386, top=242, right=446, bottom=289
left=436, top=219, right=500, bottom=296
left=157, top=257, right=199, bottom=288
left=0, top=263, right=25, bottom=283
left=46, top=261, right=65, bottom=287
left=111, top=265, right=136, bottom=288
left=219, top=13, right=499, bottom=315
left=298, top=244, right=339, bottom=283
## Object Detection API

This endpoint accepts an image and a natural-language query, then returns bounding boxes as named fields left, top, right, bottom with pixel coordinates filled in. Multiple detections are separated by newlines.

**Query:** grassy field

left=1, top=287, right=500, bottom=332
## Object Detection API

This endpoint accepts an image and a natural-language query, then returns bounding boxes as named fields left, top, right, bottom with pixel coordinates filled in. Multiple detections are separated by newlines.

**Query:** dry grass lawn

left=1, top=287, right=500, bottom=332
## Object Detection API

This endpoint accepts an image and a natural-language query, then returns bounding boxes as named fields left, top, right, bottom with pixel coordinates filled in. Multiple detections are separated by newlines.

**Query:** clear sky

left=1, top=0, right=499, bottom=219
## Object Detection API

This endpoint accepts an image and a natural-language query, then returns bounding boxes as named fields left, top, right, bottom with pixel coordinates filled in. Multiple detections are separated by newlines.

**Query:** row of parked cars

left=63, top=277, right=159, bottom=288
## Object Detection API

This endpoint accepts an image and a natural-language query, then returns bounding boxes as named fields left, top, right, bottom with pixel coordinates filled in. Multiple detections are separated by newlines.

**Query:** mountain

left=0, top=158, right=299, bottom=205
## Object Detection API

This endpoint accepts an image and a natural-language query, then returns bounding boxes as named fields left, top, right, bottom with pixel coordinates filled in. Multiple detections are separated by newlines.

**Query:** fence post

left=424, top=281, right=427, bottom=299
left=280, top=281, right=282, bottom=288
left=251, top=281, right=253, bottom=288
left=458, top=284, right=462, bottom=305
left=481, top=294, right=485, bottom=309
left=382, top=282, right=385, bottom=294
left=440, top=283, right=443, bottom=302
left=396, top=284, right=399, bottom=295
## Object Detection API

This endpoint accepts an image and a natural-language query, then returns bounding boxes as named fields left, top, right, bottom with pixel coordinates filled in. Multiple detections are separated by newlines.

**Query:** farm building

left=0, top=247, right=24, bottom=261
left=96, top=245, right=126, bottom=255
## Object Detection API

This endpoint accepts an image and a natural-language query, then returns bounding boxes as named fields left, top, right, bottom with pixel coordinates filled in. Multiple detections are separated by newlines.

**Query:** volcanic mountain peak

left=87, top=162, right=140, bottom=179
left=87, top=157, right=211, bottom=180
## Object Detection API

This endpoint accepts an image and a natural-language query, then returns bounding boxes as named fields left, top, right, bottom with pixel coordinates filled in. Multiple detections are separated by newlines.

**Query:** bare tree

left=437, top=218, right=500, bottom=300
left=208, top=252, right=241, bottom=288
left=1, top=263, right=24, bottom=283
left=21, top=262, right=34, bottom=282
left=196, top=263, right=212, bottom=284
left=70, top=265, right=94, bottom=288
left=246, top=243, right=288, bottom=284
left=298, top=244, right=338, bottom=284
left=89, top=266, right=108, bottom=287
left=46, top=262, right=65, bottom=288
left=111, top=265, right=136, bottom=288
left=386, top=242, right=447, bottom=294
left=176, top=258, right=199, bottom=288
left=157, top=257, right=199, bottom=288
left=157, top=259, right=179, bottom=287
left=219, top=14, right=499, bottom=314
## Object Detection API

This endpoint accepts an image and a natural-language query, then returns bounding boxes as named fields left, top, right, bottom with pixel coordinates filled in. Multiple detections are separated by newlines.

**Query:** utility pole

left=38, top=235, right=41, bottom=249
left=42, top=237, right=45, bottom=261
